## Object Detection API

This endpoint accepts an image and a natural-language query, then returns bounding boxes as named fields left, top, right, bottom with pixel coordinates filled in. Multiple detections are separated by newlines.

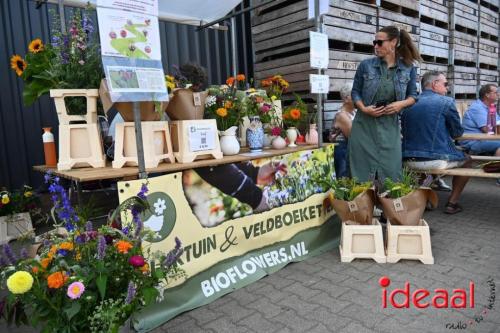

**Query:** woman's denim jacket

left=401, top=90, right=465, bottom=161
left=351, top=57, right=418, bottom=106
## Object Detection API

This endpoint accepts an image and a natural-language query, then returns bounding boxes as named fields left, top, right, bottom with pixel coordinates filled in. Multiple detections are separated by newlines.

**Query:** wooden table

left=456, top=134, right=500, bottom=141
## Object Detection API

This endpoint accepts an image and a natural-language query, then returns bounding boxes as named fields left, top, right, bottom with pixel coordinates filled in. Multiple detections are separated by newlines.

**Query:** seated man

left=461, top=83, right=500, bottom=159
left=401, top=71, right=471, bottom=214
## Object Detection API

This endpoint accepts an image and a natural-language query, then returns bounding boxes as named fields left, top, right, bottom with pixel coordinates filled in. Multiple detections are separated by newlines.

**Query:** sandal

left=444, top=202, right=462, bottom=214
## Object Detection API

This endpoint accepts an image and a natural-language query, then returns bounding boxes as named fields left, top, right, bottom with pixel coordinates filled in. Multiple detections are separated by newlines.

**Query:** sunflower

left=28, top=39, right=44, bottom=53
left=10, top=55, right=27, bottom=76
left=290, top=108, right=301, bottom=120
left=216, top=107, right=228, bottom=118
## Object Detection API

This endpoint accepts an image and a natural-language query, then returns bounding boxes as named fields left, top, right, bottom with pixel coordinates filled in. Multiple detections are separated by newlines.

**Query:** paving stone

left=277, top=294, right=320, bottom=316
left=237, top=312, right=282, bottom=333
left=271, top=309, right=316, bottom=331
left=246, top=297, right=284, bottom=319
left=203, top=318, right=252, bottom=333
left=283, top=282, right=322, bottom=300
left=217, top=300, right=256, bottom=322
left=338, top=322, right=374, bottom=333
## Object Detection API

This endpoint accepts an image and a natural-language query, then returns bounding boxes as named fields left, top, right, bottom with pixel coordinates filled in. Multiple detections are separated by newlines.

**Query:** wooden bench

left=413, top=167, right=500, bottom=178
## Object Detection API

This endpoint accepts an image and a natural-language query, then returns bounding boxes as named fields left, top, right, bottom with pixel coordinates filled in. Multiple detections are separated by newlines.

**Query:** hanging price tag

left=188, top=124, right=216, bottom=152
left=310, top=74, right=329, bottom=93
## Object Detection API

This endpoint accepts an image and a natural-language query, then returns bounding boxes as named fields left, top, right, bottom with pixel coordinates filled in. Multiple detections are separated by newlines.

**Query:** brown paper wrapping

left=330, top=189, right=376, bottom=225
left=99, top=79, right=167, bottom=121
left=379, top=188, right=438, bottom=226
left=165, top=88, right=208, bottom=120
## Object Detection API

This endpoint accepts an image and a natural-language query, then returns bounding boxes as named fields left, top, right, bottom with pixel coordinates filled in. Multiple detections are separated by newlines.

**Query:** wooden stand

left=50, top=89, right=105, bottom=171
left=0, top=213, right=34, bottom=245
left=113, top=121, right=175, bottom=169
left=169, top=120, right=222, bottom=163
left=386, top=219, right=434, bottom=265
left=339, top=219, right=386, bottom=264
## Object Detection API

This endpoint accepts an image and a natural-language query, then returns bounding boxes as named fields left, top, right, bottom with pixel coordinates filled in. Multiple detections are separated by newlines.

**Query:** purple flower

left=0, top=256, right=8, bottom=267
left=43, top=239, right=52, bottom=247
left=97, top=236, right=106, bottom=260
left=122, top=227, right=129, bottom=235
left=20, top=248, right=28, bottom=259
left=125, top=282, right=136, bottom=304
left=138, top=183, right=149, bottom=200
left=163, top=237, right=183, bottom=268
left=128, top=255, right=145, bottom=267
left=82, top=15, right=94, bottom=34
left=85, top=221, right=93, bottom=232
left=57, top=249, right=68, bottom=257
left=51, top=35, right=60, bottom=47
left=104, top=235, right=114, bottom=245
left=2, top=244, right=17, bottom=265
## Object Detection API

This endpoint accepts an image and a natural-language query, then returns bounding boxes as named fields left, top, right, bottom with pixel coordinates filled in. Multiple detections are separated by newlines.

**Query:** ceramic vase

left=271, top=136, right=287, bottom=149
left=246, top=116, right=264, bottom=152
left=305, top=124, right=319, bottom=144
left=286, top=127, right=298, bottom=148
left=219, top=126, right=240, bottom=155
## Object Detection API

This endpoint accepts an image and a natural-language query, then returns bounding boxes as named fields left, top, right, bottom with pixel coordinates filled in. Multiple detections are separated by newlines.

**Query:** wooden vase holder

left=169, top=120, right=222, bottom=163
left=386, top=219, right=434, bottom=265
left=50, top=89, right=105, bottom=171
left=113, top=121, right=175, bottom=169
left=339, top=219, right=386, bottom=263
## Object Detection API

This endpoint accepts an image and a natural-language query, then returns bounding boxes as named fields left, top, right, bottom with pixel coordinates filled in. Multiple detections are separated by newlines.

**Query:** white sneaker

left=431, top=178, right=452, bottom=192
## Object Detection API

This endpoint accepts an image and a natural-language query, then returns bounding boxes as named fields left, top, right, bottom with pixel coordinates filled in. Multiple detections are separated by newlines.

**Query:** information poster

left=310, top=74, right=330, bottom=93
left=310, top=31, right=329, bottom=69
left=97, top=0, right=158, bottom=16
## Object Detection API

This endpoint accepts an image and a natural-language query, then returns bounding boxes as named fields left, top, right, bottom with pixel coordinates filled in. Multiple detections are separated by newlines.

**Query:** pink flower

left=271, top=127, right=282, bottom=136
left=260, top=104, right=271, bottom=113
left=78, top=60, right=85, bottom=65
left=67, top=281, right=85, bottom=299
left=129, top=255, right=145, bottom=267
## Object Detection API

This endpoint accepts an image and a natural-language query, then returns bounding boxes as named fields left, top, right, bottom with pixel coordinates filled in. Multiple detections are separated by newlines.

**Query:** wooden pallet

left=419, top=22, right=449, bottom=58
left=479, top=37, right=499, bottom=67
left=480, top=0, right=499, bottom=11
left=450, top=0, right=480, bottom=33
left=420, top=0, right=449, bottom=24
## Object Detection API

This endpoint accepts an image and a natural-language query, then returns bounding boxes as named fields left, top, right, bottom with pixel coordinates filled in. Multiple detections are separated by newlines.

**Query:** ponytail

left=379, top=26, right=422, bottom=66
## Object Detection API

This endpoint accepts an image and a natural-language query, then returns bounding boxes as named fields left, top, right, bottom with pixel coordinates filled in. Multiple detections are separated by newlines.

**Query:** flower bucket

left=0, top=212, right=34, bottom=245
left=378, top=188, right=438, bottom=226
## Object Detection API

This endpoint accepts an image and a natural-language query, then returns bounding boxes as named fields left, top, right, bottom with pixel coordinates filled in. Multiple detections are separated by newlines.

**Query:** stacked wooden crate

left=418, top=0, right=449, bottom=80
left=448, top=0, right=480, bottom=99
left=478, top=0, right=499, bottom=87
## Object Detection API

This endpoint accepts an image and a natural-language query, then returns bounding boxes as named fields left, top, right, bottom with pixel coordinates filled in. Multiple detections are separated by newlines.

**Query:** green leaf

left=142, top=287, right=159, bottom=306
left=96, top=275, right=107, bottom=300
left=154, top=269, right=165, bottom=279
left=63, top=302, right=81, bottom=321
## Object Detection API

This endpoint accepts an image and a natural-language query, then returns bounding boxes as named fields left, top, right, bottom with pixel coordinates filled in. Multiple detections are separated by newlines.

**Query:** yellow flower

left=24, top=191, right=33, bottom=198
left=167, top=81, right=175, bottom=90
left=271, top=95, right=277, bottom=101
left=1, top=195, right=10, bottom=205
left=216, top=107, right=228, bottom=118
left=10, top=55, right=26, bottom=77
left=224, top=101, right=233, bottom=109
left=166, top=75, right=174, bottom=82
left=28, top=39, right=44, bottom=53
left=7, top=271, right=34, bottom=294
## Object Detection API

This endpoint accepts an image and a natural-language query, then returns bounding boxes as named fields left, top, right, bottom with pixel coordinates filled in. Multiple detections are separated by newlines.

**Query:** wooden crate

left=419, top=23, right=449, bottom=59
left=479, top=37, right=499, bottom=67
left=480, top=0, right=499, bottom=9
left=378, top=7, right=420, bottom=44
left=450, top=0, right=480, bottom=34
left=479, top=4, right=499, bottom=42
left=479, top=67, right=499, bottom=86
left=448, top=64, right=478, bottom=95
left=420, top=0, right=449, bottom=23
left=449, top=30, right=479, bottom=64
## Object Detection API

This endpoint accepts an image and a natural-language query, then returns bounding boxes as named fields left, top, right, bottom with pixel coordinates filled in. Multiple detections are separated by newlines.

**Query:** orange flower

left=236, top=74, right=246, bottom=81
left=226, top=77, right=235, bottom=86
left=28, top=39, right=44, bottom=53
left=140, top=263, right=150, bottom=273
left=255, top=96, right=264, bottom=103
left=283, top=113, right=289, bottom=120
left=115, top=240, right=133, bottom=254
left=261, top=79, right=272, bottom=87
left=47, top=271, right=68, bottom=289
left=290, top=108, right=301, bottom=120
left=216, top=107, right=228, bottom=118
left=41, top=258, right=51, bottom=269
left=59, top=242, right=74, bottom=251
left=224, top=101, right=233, bottom=109
left=10, top=55, right=27, bottom=76
left=32, top=266, right=39, bottom=274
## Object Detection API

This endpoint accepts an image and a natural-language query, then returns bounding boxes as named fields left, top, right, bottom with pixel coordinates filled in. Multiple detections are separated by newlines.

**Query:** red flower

left=129, top=255, right=146, bottom=267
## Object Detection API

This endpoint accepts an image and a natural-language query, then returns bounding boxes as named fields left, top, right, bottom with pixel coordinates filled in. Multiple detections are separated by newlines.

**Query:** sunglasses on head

left=373, top=39, right=389, bottom=46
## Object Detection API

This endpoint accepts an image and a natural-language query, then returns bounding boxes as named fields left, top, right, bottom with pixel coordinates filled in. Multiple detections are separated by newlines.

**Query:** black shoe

left=444, top=202, right=462, bottom=214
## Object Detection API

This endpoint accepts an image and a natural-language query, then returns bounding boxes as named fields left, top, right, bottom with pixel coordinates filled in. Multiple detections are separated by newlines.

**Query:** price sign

left=188, top=125, right=216, bottom=152
left=310, top=74, right=329, bottom=93
left=310, top=31, right=329, bottom=69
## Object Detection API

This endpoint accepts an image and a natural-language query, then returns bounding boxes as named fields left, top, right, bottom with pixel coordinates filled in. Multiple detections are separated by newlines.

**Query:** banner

left=118, top=146, right=341, bottom=332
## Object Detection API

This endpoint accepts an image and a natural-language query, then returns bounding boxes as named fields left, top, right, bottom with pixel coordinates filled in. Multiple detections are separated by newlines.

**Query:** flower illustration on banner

left=154, top=198, right=166, bottom=215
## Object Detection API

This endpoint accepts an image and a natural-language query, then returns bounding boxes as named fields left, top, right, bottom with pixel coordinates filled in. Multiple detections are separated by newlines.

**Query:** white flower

left=154, top=198, right=166, bottom=215
left=205, top=95, right=216, bottom=107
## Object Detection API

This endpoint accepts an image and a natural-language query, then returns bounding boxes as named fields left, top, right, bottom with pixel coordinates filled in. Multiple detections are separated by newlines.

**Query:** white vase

left=271, top=136, right=287, bottom=149
left=286, top=127, right=298, bottom=147
left=219, top=126, right=240, bottom=155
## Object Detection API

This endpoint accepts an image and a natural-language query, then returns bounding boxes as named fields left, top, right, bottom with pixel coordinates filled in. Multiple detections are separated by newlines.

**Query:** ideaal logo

left=379, top=276, right=496, bottom=330
left=141, top=192, right=176, bottom=242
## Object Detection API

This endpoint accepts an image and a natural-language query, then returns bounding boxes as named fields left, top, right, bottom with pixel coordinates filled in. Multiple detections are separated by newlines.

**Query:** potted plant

left=282, top=95, right=307, bottom=147
left=165, top=63, right=209, bottom=120
left=0, top=174, right=185, bottom=332
left=204, top=84, right=243, bottom=155
left=0, top=186, right=40, bottom=244
left=378, top=168, right=438, bottom=226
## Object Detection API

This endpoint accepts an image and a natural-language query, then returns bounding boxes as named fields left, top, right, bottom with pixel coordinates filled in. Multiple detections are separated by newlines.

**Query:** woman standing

left=330, top=83, right=355, bottom=178
left=349, top=26, right=421, bottom=182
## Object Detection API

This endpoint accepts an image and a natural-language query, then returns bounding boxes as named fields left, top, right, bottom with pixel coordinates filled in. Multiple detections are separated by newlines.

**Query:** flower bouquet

left=282, top=94, right=307, bottom=129
left=10, top=7, right=103, bottom=113
left=260, top=75, right=289, bottom=100
left=378, top=169, right=437, bottom=226
left=204, top=84, right=243, bottom=132
left=165, top=63, right=209, bottom=120
left=325, top=178, right=375, bottom=225
left=0, top=174, right=185, bottom=332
